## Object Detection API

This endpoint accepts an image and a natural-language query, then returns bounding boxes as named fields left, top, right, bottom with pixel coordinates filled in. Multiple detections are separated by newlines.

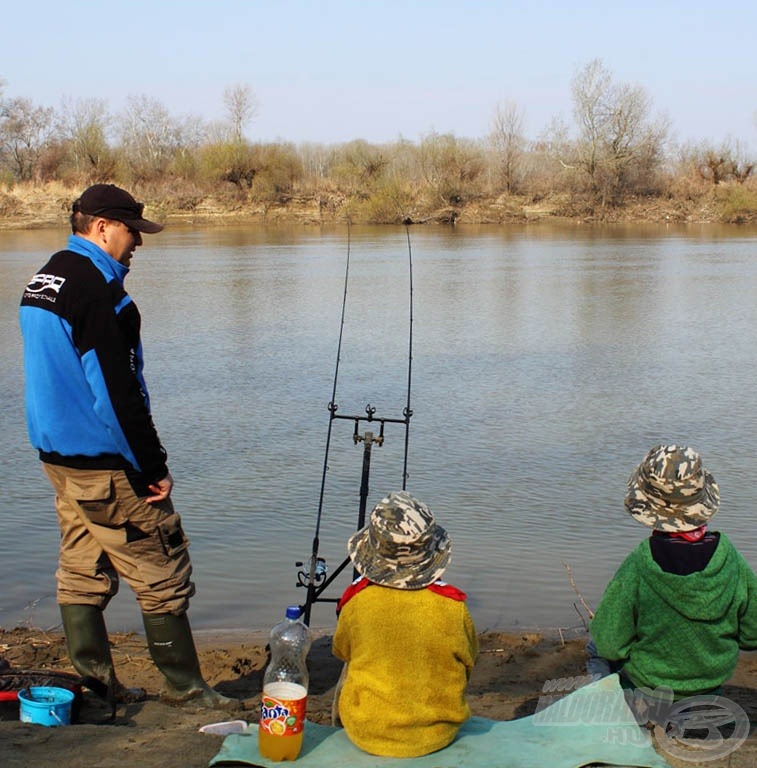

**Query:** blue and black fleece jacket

left=19, top=235, right=168, bottom=486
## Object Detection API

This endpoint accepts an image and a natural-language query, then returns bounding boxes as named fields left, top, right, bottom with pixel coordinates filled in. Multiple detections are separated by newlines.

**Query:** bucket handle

left=49, top=708, right=67, bottom=725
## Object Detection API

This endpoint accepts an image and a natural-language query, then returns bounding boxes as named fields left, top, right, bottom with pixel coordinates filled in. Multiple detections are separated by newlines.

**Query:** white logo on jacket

left=26, top=273, right=66, bottom=294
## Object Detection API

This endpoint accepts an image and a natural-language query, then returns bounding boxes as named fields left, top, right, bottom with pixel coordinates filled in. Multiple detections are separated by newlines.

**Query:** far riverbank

left=1, top=181, right=756, bottom=230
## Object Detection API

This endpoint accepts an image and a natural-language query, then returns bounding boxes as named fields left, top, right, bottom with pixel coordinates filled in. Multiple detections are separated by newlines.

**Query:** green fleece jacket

left=591, top=532, right=757, bottom=697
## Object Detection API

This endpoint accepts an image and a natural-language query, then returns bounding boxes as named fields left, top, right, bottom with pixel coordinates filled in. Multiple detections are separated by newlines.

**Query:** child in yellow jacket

left=332, top=491, right=478, bottom=757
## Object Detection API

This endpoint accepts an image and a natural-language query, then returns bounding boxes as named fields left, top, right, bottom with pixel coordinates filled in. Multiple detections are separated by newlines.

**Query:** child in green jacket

left=589, top=444, right=757, bottom=699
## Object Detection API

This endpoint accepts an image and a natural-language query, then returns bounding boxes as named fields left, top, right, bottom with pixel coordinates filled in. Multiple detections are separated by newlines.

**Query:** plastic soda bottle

left=258, top=606, right=311, bottom=761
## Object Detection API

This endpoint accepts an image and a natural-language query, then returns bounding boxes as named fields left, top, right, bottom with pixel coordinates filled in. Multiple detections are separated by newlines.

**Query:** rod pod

left=296, top=226, right=414, bottom=625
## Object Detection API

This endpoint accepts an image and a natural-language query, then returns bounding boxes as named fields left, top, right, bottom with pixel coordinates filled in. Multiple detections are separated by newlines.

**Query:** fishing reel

left=295, top=556, right=327, bottom=589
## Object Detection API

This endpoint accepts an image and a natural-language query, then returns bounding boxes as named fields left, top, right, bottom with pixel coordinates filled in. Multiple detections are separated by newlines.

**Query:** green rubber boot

left=142, top=612, right=237, bottom=709
left=60, top=604, right=146, bottom=706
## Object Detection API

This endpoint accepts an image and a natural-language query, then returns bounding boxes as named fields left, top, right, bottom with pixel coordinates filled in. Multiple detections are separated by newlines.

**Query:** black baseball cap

left=73, top=184, right=164, bottom=234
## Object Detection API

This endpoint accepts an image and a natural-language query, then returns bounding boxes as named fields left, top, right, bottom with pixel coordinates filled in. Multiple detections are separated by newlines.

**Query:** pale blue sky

left=3, top=1, right=756, bottom=150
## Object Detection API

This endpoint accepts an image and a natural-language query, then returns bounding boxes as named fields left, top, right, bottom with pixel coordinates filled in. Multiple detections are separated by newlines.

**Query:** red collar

left=654, top=525, right=708, bottom=543
left=336, top=576, right=467, bottom=614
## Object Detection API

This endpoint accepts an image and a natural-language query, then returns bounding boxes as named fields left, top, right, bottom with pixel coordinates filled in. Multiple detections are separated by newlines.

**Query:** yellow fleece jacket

left=332, top=580, right=478, bottom=757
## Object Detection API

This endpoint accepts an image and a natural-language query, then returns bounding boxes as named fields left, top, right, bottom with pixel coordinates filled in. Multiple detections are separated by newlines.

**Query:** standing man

left=19, top=184, right=235, bottom=710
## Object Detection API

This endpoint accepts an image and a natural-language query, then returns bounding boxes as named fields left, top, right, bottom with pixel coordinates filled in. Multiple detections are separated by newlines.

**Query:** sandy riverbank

left=1, top=625, right=757, bottom=767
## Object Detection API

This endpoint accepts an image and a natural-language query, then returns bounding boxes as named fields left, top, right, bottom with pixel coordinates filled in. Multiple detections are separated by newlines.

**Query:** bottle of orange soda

left=258, top=606, right=311, bottom=761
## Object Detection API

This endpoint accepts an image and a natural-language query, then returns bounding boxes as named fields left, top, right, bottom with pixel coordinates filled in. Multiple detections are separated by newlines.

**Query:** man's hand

left=146, top=472, right=173, bottom=503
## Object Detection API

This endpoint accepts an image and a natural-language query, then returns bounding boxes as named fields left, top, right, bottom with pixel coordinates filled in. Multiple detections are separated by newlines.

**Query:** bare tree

left=570, top=59, right=611, bottom=188
left=57, top=96, right=113, bottom=178
left=418, top=132, right=485, bottom=206
left=683, top=138, right=755, bottom=184
left=489, top=100, right=525, bottom=194
left=118, top=95, right=185, bottom=178
left=723, top=139, right=754, bottom=183
left=297, top=142, right=331, bottom=183
left=560, top=59, right=668, bottom=203
left=223, top=83, right=258, bottom=142
left=330, top=139, right=388, bottom=191
left=0, top=96, right=56, bottom=181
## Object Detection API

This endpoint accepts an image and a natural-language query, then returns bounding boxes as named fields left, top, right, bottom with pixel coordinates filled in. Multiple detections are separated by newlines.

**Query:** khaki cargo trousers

left=43, top=464, right=195, bottom=614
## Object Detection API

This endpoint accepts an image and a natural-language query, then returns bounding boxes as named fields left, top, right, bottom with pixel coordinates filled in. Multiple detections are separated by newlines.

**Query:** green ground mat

left=210, top=673, right=670, bottom=768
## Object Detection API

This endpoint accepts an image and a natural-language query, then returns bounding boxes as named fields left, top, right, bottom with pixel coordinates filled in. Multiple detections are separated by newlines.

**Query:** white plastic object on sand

left=198, top=719, right=249, bottom=735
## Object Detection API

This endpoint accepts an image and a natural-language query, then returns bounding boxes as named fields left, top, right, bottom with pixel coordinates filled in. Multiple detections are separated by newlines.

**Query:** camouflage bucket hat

left=347, top=491, right=451, bottom=590
left=624, top=445, right=720, bottom=532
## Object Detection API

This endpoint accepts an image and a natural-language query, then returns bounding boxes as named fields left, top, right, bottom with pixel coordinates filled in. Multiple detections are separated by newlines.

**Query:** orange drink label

left=260, top=683, right=307, bottom=736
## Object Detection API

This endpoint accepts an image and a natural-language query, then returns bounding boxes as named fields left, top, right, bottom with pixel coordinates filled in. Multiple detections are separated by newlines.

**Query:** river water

left=2, top=222, right=757, bottom=635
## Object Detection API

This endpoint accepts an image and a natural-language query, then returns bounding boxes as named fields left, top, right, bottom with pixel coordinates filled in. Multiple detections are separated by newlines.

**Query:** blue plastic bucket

left=18, top=686, right=75, bottom=726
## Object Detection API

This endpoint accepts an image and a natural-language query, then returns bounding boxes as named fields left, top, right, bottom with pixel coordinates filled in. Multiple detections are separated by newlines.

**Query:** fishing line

left=312, top=222, right=352, bottom=548
left=297, top=223, right=415, bottom=623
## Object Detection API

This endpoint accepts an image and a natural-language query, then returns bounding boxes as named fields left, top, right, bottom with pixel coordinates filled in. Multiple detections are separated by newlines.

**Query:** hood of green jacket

left=637, top=533, right=738, bottom=622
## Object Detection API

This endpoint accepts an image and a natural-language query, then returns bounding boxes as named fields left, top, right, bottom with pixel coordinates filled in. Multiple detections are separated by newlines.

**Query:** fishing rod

left=296, top=224, right=414, bottom=625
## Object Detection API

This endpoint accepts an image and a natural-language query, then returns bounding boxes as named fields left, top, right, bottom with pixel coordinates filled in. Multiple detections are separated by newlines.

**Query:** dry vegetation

left=1, top=177, right=755, bottom=233
left=1, top=61, right=755, bottom=229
